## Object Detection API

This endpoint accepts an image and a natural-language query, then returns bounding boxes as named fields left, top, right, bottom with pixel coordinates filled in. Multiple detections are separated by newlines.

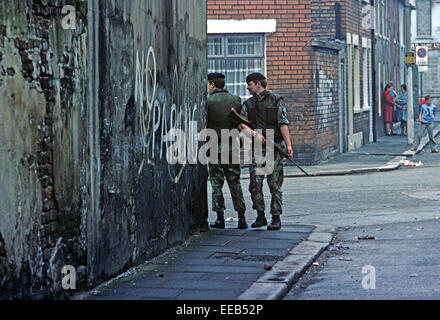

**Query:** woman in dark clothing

left=382, top=83, right=395, bottom=136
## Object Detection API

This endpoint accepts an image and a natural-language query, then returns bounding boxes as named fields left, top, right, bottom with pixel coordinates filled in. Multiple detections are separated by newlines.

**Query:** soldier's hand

left=254, top=131, right=266, bottom=144
left=286, top=146, right=293, bottom=159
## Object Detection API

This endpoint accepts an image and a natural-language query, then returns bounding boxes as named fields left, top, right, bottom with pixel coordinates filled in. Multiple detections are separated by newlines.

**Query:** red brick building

left=374, top=0, right=415, bottom=138
left=207, top=0, right=375, bottom=164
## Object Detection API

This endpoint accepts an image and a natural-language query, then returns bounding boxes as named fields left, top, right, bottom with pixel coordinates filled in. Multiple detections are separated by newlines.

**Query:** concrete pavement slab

left=238, top=282, right=288, bottom=300
left=175, top=288, right=246, bottom=300
left=289, top=240, right=329, bottom=256
left=82, top=223, right=334, bottom=300
left=89, top=287, right=183, bottom=300
left=158, top=279, right=252, bottom=291
left=226, top=239, right=302, bottom=250
left=239, top=248, right=290, bottom=257
left=199, top=272, right=260, bottom=282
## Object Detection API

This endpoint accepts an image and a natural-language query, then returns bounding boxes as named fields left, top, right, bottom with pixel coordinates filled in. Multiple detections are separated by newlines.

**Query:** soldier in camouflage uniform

left=207, top=73, right=248, bottom=229
left=239, top=73, right=293, bottom=230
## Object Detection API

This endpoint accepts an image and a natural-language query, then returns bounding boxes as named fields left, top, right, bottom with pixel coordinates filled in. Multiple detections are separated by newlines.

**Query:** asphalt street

left=281, top=136, right=440, bottom=300
left=82, top=130, right=439, bottom=301
left=207, top=132, right=440, bottom=300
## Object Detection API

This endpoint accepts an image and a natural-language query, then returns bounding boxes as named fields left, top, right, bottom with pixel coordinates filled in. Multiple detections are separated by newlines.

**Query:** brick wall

left=313, top=46, right=340, bottom=162
left=354, top=111, right=371, bottom=145
left=208, top=0, right=314, bottom=93
left=208, top=0, right=344, bottom=163
left=311, top=0, right=338, bottom=40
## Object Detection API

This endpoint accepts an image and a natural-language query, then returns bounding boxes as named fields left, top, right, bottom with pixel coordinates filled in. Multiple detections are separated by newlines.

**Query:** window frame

left=208, top=34, right=265, bottom=60
left=207, top=33, right=266, bottom=99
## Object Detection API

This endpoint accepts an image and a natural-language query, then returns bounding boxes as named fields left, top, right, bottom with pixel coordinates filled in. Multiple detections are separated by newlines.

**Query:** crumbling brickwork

left=0, top=0, right=207, bottom=299
left=0, top=0, right=88, bottom=299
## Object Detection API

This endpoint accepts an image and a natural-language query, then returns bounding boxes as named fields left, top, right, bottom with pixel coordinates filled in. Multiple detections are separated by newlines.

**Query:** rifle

left=228, top=108, right=310, bottom=176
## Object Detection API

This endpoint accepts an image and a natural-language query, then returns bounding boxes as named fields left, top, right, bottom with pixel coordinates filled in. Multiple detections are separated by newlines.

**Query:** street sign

left=418, top=65, right=428, bottom=73
left=416, top=46, right=428, bottom=66
left=405, top=52, right=415, bottom=66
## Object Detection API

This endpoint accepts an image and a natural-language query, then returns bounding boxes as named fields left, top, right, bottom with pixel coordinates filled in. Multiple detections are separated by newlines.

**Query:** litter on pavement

left=357, top=234, right=375, bottom=240
left=400, top=160, right=423, bottom=167
left=328, top=243, right=349, bottom=251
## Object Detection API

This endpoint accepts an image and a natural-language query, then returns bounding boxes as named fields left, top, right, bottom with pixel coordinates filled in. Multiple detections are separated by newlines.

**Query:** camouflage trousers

left=208, top=163, right=246, bottom=213
left=248, top=149, right=284, bottom=216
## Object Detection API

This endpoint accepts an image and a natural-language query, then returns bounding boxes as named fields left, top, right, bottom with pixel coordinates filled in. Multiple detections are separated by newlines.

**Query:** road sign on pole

left=416, top=46, right=428, bottom=66
left=418, top=65, right=428, bottom=73
left=405, top=52, right=415, bottom=66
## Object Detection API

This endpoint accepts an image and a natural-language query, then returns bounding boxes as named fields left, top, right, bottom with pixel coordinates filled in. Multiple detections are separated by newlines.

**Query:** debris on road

left=339, top=258, right=352, bottom=262
left=400, top=160, right=423, bottom=167
left=264, top=264, right=272, bottom=271
left=328, top=243, right=349, bottom=251
left=357, top=234, right=375, bottom=240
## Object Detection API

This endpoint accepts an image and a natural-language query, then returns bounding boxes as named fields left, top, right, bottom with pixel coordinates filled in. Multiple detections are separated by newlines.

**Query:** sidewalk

left=78, top=123, right=438, bottom=301
left=80, top=224, right=334, bottom=300
left=278, top=122, right=440, bottom=178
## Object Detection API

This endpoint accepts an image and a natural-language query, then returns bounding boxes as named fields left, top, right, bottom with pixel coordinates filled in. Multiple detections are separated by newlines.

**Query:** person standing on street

left=411, top=95, right=439, bottom=153
left=238, top=73, right=293, bottom=231
left=382, top=83, right=396, bottom=136
left=206, top=73, right=248, bottom=229
left=396, top=84, right=408, bottom=136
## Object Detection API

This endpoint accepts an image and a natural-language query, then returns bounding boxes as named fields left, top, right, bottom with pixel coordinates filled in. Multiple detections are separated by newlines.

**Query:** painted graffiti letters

left=134, top=47, right=275, bottom=182
left=135, top=47, right=199, bottom=182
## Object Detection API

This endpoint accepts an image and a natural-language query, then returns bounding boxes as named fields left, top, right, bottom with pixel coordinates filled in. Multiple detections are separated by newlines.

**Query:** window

left=362, top=46, right=369, bottom=108
left=353, top=35, right=361, bottom=110
left=362, top=38, right=373, bottom=109
left=375, top=0, right=379, bottom=34
left=380, top=1, right=384, bottom=36
left=399, top=4, right=404, bottom=45
left=347, top=35, right=354, bottom=113
left=208, top=34, right=265, bottom=99
left=368, top=44, right=373, bottom=109
left=381, top=1, right=386, bottom=37
left=378, top=62, right=382, bottom=116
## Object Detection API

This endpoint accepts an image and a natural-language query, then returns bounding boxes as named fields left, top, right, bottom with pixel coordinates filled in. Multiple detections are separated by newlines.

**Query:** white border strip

left=207, top=19, right=277, bottom=34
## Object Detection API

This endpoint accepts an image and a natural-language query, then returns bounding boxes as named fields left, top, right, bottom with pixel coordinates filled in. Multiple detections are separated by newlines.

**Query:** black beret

left=246, top=72, right=266, bottom=83
left=208, top=72, right=225, bottom=81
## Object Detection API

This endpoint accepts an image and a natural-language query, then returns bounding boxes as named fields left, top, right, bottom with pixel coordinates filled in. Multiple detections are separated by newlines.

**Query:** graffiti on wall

left=134, top=47, right=199, bottom=183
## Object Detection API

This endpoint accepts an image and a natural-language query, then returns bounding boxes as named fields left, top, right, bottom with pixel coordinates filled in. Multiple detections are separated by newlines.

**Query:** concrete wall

left=0, top=0, right=89, bottom=298
left=0, top=0, right=207, bottom=299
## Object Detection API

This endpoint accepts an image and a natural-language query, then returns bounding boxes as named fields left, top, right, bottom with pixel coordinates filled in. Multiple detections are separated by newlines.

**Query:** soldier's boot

left=267, top=215, right=281, bottom=231
left=210, top=211, right=225, bottom=229
left=251, top=211, right=268, bottom=228
left=237, top=211, right=248, bottom=230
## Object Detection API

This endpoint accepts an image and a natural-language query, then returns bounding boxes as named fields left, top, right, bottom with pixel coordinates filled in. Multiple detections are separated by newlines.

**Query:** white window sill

left=354, top=106, right=372, bottom=114
left=207, top=19, right=277, bottom=34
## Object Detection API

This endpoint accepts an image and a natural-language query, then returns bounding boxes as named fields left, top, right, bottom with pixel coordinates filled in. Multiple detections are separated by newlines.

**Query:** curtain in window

left=208, top=35, right=265, bottom=100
